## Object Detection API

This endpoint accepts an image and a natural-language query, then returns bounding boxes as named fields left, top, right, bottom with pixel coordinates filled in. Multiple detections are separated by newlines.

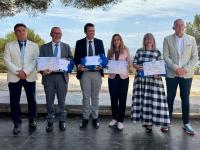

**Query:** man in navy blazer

left=74, top=23, right=105, bottom=129
left=74, top=35, right=105, bottom=79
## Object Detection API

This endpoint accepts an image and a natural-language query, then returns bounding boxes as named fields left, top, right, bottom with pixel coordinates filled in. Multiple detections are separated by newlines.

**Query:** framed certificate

left=80, top=54, right=108, bottom=70
left=85, top=56, right=100, bottom=66
left=142, top=60, right=166, bottom=76
left=37, top=57, right=71, bottom=72
left=107, top=60, right=128, bottom=75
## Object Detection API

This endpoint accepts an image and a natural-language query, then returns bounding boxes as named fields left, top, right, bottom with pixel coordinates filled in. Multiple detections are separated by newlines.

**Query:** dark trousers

left=108, top=75, right=129, bottom=122
left=8, top=79, right=36, bottom=125
left=166, top=77, right=192, bottom=124
left=43, top=74, right=68, bottom=122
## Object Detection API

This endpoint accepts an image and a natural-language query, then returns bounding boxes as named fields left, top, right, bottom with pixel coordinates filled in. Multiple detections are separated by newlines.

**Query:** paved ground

left=0, top=115, right=200, bottom=150
left=0, top=91, right=200, bottom=115
left=0, top=74, right=200, bottom=114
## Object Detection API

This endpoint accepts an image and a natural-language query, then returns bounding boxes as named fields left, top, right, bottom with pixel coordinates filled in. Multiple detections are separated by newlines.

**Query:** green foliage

left=0, top=52, right=5, bottom=71
left=186, top=14, right=200, bottom=59
left=0, top=0, right=53, bottom=18
left=27, top=29, right=45, bottom=47
left=61, top=0, right=121, bottom=10
left=0, top=28, right=45, bottom=48
left=0, top=28, right=45, bottom=71
left=0, top=0, right=121, bottom=18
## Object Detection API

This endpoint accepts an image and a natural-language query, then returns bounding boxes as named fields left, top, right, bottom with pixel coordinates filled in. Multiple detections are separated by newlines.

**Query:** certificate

left=143, top=60, right=166, bottom=76
left=37, top=57, right=58, bottom=71
left=85, top=56, right=100, bottom=66
left=37, top=57, right=70, bottom=72
left=107, top=60, right=128, bottom=75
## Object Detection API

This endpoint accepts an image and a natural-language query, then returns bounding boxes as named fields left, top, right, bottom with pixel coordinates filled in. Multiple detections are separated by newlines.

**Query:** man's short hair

left=14, top=23, right=27, bottom=31
left=84, top=23, right=95, bottom=33
left=51, top=26, right=61, bottom=33
left=173, top=19, right=185, bottom=29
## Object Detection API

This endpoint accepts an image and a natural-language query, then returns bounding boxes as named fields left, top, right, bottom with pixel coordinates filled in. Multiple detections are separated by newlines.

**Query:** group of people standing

left=3, top=19, right=198, bottom=136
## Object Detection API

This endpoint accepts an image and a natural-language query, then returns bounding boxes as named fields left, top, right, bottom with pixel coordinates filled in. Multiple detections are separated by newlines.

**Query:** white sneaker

left=117, top=122, right=124, bottom=130
left=109, top=119, right=117, bottom=127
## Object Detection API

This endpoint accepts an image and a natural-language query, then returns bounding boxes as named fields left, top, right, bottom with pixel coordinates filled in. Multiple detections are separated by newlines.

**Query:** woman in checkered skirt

left=131, top=33, right=170, bottom=132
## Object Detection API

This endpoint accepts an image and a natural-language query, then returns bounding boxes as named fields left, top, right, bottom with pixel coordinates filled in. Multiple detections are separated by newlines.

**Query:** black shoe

left=29, top=119, right=37, bottom=129
left=13, top=123, right=21, bottom=135
left=59, top=121, right=66, bottom=131
left=46, top=121, right=53, bottom=132
left=92, top=119, right=100, bottom=129
left=80, top=119, right=88, bottom=129
left=145, top=125, right=152, bottom=132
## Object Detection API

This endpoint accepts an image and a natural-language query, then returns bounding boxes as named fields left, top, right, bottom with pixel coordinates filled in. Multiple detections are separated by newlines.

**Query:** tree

left=186, top=14, right=200, bottom=59
left=0, top=0, right=122, bottom=18
left=0, top=28, right=45, bottom=71
left=0, top=0, right=52, bottom=18
left=61, top=0, right=121, bottom=10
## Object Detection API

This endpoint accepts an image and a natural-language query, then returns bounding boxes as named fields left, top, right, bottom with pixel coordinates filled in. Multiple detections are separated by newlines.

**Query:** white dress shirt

left=52, top=42, right=61, bottom=58
left=86, top=38, right=95, bottom=56
left=175, top=35, right=184, bottom=67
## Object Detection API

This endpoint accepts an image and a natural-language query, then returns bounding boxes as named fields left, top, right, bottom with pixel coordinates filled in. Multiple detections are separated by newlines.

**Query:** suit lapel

left=24, top=40, right=29, bottom=59
left=182, top=34, right=188, bottom=55
left=94, top=38, right=98, bottom=55
left=83, top=38, right=87, bottom=57
left=60, top=42, right=66, bottom=58
left=172, top=34, right=179, bottom=55
left=14, top=41, right=21, bottom=59
left=48, top=42, right=53, bottom=57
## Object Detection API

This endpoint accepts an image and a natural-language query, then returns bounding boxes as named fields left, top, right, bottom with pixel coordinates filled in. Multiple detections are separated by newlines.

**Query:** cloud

left=45, top=0, right=200, bottom=23
left=0, top=0, right=199, bottom=50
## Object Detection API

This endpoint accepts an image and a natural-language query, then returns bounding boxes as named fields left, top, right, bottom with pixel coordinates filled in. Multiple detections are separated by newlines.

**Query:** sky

left=0, top=0, right=200, bottom=55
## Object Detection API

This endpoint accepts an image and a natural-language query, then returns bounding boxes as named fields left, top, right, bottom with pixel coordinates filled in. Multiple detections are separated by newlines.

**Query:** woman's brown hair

left=107, top=34, right=128, bottom=59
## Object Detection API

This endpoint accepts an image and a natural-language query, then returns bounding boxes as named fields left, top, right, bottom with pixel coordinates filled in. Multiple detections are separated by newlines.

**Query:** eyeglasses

left=52, top=32, right=62, bottom=35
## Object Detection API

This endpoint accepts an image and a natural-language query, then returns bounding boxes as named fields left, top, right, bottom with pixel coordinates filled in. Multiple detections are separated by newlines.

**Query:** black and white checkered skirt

left=131, top=76, right=170, bottom=127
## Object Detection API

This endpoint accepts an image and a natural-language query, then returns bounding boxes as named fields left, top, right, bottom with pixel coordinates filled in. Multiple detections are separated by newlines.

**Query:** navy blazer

left=74, top=37, right=105, bottom=79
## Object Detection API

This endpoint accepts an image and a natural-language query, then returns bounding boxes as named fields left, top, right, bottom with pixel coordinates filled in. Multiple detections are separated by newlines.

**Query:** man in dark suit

left=40, top=27, right=73, bottom=132
left=74, top=23, right=105, bottom=129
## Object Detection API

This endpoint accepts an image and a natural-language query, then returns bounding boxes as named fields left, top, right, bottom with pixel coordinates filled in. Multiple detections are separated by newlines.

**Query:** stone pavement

left=0, top=115, right=200, bottom=150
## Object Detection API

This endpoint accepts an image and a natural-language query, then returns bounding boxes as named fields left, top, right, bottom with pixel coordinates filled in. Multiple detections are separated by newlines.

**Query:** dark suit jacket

left=74, top=37, right=105, bottom=79
left=39, top=42, right=73, bottom=84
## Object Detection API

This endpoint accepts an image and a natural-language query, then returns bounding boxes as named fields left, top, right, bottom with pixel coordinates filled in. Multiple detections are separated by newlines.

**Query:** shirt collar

left=18, top=40, right=27, bottom=46
left=175, top=34, right=184, bottom=40
left=86, top=38, right=94, bottom=43
left=52, top=41, right=60, bottom=46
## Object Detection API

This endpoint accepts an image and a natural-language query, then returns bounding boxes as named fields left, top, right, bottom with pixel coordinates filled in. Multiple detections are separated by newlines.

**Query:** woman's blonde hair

left=142, top=33, right=157, bottom=50
left=107, top=34, right=128, bottom=59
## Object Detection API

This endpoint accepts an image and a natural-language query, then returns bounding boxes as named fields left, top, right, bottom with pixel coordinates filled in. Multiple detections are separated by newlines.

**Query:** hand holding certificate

left=58, top=59, right=71, bottom=71
left=142, top=60, right=166, bottom=76
left=80, top=54, right=108, bottom=70
left=37, top=57, right=73, bottom=72
left=107, top=60, right=128, bottom=75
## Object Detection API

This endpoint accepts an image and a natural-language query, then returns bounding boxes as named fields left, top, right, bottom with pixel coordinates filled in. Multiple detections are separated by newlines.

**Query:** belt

left=86, top=70, right=99, bottom=72
left=51, top=72, right=63, bottom=75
